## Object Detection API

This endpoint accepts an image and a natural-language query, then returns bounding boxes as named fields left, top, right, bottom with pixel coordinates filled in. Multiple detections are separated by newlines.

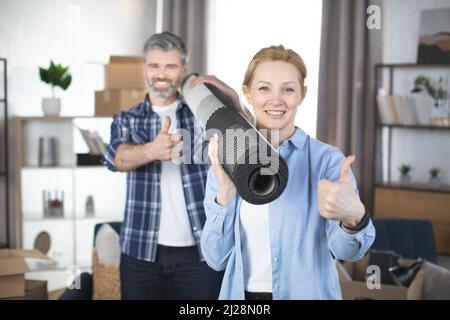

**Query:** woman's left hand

left=317, top=155, right=366, bottom=230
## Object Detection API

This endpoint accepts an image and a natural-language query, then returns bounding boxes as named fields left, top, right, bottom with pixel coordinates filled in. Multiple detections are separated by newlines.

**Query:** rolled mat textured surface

left=181, top=74, right=288, bottom=205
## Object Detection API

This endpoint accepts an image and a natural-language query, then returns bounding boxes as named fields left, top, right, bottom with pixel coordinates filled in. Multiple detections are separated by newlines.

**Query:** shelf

left=23, top=216, right=73, bottom=222
left=16, top=116, right=113, bottom=122
left=75, top=216, right=121, bottom=220
left=23, top=215, right=121, bottom=222
left=22, top=165, right=105, bottom=170
left=377, top=124, right=450, bottom=131
left=376, top=183, right=450, bottom=194
left=22, top=166, right=74, bottom=170
left=376, top=63, right=450, bottom=69
left=74, top=165, right=106, bottom=169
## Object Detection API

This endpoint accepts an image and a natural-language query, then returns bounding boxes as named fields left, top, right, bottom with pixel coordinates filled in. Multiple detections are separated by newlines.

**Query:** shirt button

left=273, top=257, right=278, bottom=262
left=274, top=284, right=279, bottom=289
left=193, top=227, right=197, bottom=231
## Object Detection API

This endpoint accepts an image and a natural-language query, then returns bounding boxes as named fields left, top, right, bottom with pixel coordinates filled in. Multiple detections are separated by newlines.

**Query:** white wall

left=206, top=0, right=322, bottom=138
left=0, top=0, right=156, bottom=116
left=383, top=0, right=450, bottom=64
left=382, top=0, right=450, bottom=185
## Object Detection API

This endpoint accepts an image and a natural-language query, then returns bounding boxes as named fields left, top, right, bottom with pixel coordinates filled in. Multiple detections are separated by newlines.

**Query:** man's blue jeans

left=120, top=245, right=224, bottom=300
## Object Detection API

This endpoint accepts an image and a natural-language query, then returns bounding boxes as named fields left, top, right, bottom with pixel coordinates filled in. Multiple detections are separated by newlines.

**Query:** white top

left=152, top=100, right=195, bottom=247
left=239, top=200, right=273, bottom=292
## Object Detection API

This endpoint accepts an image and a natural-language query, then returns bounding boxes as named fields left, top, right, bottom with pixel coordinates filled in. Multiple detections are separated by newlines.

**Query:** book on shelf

left=376, top=95, right=397, bottom=124
left=403, top=96, right=418, bottom=125
left=376, top=95, right=418, bottom=125
left=90, top=131, right=106, bottom=154
left=76, top=127, right=106, bottom=155
left=391, top=95, right=418, bottom=125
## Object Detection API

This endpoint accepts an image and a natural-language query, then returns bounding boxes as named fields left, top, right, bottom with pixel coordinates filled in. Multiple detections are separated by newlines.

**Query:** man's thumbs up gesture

left=151, top=116, right=183, bottom=161
left=317, top=155, right=366, bottom=231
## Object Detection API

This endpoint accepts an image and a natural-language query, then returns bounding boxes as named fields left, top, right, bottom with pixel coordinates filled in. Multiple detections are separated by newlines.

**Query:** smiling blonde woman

left=194, top=45, right=375, bottom=300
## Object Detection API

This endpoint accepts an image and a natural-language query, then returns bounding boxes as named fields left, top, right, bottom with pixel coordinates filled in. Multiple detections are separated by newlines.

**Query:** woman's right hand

left=208, top=133, right=237, bottom=206
left=191, top=75, right=254, bottom=123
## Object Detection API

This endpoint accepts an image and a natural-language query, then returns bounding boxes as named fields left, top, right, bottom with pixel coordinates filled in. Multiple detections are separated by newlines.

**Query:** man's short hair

left=143, top=31, right=188, bottom=65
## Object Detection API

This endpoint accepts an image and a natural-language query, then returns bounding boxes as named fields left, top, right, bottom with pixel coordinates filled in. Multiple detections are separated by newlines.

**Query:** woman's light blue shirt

left=200, top=127, right=376, bottom=300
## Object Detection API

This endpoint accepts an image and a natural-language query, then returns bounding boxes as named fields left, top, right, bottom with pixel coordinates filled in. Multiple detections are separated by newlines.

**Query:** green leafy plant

left=411, top=75, right=448, bottom=106
left=39, top=61, right=72, bottom=97
left=398, top=164, right=412, bottom=177
left=429, top=167, right=440, bottom=179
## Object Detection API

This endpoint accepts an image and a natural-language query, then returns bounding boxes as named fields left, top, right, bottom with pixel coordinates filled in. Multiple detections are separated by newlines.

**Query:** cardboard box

left=0, top=249, right=53, bottom=299
left=0, top=250, right=31, bottom=298
left=2, top=280, right=48, bottom=300
left=95, top=89, right=147, bottom=116
left=23, top=280, right=48, bottom=300
left=337, top=255, right=424, bottom=300
left=105, top=56, right=145, bottom=89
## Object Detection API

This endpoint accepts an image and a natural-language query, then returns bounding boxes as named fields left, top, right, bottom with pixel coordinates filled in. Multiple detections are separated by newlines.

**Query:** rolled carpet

left=181, top=74, right=288, bottom=205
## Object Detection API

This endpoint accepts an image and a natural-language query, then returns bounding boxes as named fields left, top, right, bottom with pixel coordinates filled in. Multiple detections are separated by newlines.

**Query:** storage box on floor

left=0, top=249, right=50, bottom=299
left=95, top=56, right=147, bottom=116
left=3, top=280, right=48, bottom=300
left=337, top=255, right=424, bottom=300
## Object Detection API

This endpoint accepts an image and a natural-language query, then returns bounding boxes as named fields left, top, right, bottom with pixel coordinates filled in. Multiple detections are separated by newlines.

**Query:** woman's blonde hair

left=242, top=45, right=307, bottom=90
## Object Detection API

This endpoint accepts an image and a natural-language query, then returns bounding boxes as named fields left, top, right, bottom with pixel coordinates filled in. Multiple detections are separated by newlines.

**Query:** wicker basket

left=92, top=249, right=121, bottom=300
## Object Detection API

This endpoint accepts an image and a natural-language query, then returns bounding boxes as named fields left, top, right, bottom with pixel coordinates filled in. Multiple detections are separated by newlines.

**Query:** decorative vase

left=42, top=97, right=61, bottom=116
left=400, top=175, right=411, bottom=186
left=429, top=176, right=441, bottom=189
left=430, top=99, right=450, bottom=126
left=85, top=196, right=95, bottom=217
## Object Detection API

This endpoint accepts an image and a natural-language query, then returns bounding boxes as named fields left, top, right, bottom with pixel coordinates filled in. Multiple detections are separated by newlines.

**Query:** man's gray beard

left=145, top=76, right=180, bottom=99
left=148, top=84, right=178, bottom=98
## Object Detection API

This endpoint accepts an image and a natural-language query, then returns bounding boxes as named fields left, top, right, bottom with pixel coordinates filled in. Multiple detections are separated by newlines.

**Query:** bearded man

left=102, top=32, right=223, bottom=300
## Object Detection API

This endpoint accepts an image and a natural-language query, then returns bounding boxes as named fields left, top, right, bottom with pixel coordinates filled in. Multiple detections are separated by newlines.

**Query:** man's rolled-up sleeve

left=102, top=112, right=131, bottom=172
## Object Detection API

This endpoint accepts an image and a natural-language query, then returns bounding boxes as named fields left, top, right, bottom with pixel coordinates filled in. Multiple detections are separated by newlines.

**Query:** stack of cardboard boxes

left=0, top=249, right=52, bottom=300
left=95, top=56, right=147, bottom=117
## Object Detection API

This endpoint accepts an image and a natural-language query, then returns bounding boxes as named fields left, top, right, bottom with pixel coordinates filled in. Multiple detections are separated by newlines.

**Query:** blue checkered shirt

left=102, top=94, right=209, bottom=262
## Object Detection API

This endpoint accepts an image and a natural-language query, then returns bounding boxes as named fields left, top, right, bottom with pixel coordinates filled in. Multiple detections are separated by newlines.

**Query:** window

left=207, top=0, right=323, bottom=137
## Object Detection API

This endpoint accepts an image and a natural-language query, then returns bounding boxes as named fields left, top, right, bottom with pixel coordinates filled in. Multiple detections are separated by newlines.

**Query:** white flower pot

left=429, top=177, right=441, bottom=189
left=400, top=175, right=411, bottom=186
left=42, top=98, right=61, bottom=116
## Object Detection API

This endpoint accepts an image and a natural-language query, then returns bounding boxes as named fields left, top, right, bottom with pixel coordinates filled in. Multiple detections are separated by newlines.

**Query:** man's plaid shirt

left=102, top=94, right=209, bottom=262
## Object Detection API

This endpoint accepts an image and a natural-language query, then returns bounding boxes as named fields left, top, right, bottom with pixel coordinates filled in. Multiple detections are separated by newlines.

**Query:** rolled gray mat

left=181, top=74, right=288, bottom=205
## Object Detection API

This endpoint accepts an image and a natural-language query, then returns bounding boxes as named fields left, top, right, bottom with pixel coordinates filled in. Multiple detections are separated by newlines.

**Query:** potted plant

left=39, top=61, right=72, bottom=116
left=411, top=75, right=449, bottom=126
left=398, top=164, right=412, bottom=186
left=429, top=167, right=441, bottom=189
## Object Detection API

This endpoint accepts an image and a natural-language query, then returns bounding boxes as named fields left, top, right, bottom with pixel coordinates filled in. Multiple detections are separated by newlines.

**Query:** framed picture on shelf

left=417, top=8, right=450, bottom=64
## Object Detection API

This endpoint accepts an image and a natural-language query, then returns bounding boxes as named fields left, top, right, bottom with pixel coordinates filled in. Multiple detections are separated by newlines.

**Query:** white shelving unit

left=0, top=58, right=8, bottom=248
left=14, top=116, right=126, bottom=269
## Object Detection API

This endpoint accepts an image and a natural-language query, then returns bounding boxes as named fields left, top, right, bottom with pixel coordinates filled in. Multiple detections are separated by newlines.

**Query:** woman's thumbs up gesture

left=317, top=155, right=366, bottom=231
